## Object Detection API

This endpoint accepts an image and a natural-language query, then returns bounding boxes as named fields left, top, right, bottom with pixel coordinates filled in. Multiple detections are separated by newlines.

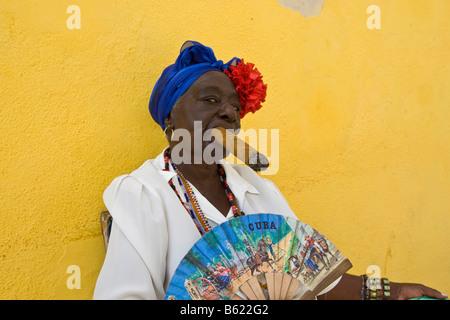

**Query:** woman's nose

left=219, top=103, right=238, bottom=123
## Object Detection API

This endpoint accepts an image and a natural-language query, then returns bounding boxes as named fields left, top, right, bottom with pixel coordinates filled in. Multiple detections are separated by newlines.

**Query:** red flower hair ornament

left=224, top=59, right=267, bottom=119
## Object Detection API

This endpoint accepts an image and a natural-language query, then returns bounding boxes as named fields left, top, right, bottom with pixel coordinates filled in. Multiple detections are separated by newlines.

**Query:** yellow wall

left=1, top=0, right=448, bottom=299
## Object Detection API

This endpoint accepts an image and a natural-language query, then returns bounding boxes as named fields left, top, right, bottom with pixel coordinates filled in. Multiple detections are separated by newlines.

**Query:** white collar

left=155, top=148, right=260, bottom=207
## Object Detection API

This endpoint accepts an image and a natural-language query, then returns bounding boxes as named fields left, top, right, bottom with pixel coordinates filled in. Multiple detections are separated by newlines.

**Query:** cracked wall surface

left=278, top=0, right=326, bottom=17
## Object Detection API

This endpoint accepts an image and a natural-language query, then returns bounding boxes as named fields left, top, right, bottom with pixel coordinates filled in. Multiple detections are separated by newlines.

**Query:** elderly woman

left=94, top=41, right=446, bottom=300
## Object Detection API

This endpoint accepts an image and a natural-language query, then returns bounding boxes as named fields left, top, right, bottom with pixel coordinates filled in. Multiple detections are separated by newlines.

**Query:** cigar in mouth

left=210, top=127, right=269, bottom=172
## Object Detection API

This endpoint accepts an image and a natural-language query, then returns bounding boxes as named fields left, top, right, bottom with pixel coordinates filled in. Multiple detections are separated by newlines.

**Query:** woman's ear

left=164, top=115, right=174, bottom=142
left=164, top=114, right=173, bottom=130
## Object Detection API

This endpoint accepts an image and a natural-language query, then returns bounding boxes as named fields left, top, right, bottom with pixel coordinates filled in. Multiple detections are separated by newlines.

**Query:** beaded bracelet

left=360, top=274, right=391, bottom=300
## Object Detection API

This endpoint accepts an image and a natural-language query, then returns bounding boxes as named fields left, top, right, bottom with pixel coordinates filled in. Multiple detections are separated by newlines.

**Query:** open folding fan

left=165, top=213, right=352, bottom=300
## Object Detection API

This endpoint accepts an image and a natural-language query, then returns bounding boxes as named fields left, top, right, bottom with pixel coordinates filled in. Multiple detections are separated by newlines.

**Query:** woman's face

left=165, top=71, right=241, bottom=155
left=167, top=71, right=241, bottom=131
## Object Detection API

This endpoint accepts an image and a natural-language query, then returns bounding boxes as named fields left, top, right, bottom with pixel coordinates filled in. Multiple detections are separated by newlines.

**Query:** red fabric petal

left=224, top=60, right=267, bottom=118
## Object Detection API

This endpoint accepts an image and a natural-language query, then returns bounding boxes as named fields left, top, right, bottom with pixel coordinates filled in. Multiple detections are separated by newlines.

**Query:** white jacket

left=93, top=149, right=338, bottom=299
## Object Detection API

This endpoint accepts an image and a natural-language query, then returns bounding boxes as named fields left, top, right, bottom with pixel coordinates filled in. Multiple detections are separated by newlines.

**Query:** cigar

left=210, top=127, right=269, bottom=172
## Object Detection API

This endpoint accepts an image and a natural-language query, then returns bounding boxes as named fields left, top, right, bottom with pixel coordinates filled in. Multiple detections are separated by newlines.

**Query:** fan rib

left=164, top=214, right=352, bottom=300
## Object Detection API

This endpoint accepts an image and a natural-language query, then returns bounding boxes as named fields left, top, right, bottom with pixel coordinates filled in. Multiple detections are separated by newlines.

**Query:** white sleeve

left=93, top=221, right=157, bottom=299
left=261, top=177, right=343, bottom=296
left=317, top=276, right=342, bottom=296
left=93, top=175, right=168, bottom=300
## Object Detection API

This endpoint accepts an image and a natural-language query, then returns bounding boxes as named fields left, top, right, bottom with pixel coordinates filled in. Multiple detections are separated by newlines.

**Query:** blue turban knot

left=149, top=41, right=240, bottom=130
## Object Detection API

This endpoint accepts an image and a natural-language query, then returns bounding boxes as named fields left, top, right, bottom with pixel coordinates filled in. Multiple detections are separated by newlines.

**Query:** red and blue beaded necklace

left=163, top=148, right=244, bottom=236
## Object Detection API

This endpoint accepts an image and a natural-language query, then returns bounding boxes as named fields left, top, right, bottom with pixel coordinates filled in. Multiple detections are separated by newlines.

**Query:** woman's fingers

left=418, top=285, right=447, bottom=300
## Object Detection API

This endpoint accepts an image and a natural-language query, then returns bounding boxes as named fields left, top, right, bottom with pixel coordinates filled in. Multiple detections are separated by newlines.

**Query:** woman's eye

left=205, top=97, right=218, bottom=103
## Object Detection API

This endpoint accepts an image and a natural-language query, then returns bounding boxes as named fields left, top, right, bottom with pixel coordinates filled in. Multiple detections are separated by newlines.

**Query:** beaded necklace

left=163, top=148, right=244, bottom=236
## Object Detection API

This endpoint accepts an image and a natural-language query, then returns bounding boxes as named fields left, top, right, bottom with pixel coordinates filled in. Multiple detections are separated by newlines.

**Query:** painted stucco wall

left=1, top=0, right=448, bottom=299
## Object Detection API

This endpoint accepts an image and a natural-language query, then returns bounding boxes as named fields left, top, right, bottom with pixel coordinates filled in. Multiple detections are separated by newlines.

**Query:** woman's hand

left=318, top=274, right=447, bottom=300
left=390, top=282, right=447, bottom=300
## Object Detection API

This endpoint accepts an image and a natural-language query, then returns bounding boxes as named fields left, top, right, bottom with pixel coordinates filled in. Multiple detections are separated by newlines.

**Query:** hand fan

left=165, top=213, right=352, bottom=300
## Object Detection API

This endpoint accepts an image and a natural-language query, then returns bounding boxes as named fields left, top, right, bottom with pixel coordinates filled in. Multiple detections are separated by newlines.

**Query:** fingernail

left=441, top=292, right=447, bottom=297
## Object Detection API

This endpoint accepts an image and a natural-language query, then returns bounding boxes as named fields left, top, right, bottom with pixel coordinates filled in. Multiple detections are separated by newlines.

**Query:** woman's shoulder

left=103, top=153, right=168, bottom=204
left=102, top=156, right=169, bottom=227
left=106, top=151, right=167, bottom=188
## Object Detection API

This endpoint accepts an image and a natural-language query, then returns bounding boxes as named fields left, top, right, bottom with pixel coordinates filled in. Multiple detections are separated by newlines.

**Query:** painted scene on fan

left=165, top=213, right=345, bottom=300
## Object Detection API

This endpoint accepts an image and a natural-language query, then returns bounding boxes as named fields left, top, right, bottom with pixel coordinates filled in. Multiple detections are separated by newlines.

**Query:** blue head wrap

left=149, top=41, right=240, bottom=130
